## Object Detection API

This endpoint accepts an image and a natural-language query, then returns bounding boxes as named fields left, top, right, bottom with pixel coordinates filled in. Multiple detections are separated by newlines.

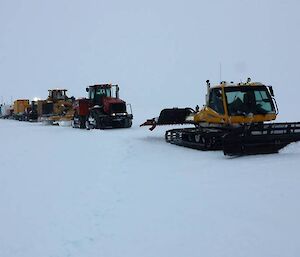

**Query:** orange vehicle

left=13, top=99, right=30, bottom=120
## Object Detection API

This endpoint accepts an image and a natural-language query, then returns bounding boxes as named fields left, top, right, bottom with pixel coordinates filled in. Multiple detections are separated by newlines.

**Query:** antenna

left=219, top=63, right=222, bottom=82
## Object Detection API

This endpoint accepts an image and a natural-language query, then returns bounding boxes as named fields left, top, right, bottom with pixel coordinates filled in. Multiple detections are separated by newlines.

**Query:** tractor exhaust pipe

left=206, top=80, right=210, bottom=104
left=116, top=85, right=120, bottom=99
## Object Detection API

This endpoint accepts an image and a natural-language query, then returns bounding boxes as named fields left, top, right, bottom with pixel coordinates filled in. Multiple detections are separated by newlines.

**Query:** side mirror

left=86, top=87, right=89, bottom=92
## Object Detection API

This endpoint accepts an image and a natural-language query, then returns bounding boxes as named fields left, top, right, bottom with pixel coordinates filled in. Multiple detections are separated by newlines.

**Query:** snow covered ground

left=1, top=119, right=300, bottom=257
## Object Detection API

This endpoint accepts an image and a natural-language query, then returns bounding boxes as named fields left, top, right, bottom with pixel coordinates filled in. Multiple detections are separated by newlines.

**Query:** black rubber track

left=165, top=122, right=300, bottom=156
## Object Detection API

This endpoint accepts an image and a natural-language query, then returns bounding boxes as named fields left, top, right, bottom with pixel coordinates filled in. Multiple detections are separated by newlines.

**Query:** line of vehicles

left=1, top=78, right=300, bottom=156
left=0, top=84, right=133, bottom=129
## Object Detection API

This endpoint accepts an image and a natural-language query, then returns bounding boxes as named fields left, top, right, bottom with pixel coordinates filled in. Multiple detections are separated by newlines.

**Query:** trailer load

left=0, top=104, right=13, bottom=119
left=12, top=99, right=30, bottom=120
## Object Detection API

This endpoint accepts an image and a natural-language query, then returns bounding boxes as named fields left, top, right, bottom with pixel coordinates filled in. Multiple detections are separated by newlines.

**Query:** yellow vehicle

left=13, top=99, right=30, bottom=120
left=141, top=78, right=300, bottom=155
left=41, top=89, right=75, bottom=126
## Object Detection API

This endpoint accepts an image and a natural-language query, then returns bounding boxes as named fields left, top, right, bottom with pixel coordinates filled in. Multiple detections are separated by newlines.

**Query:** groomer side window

left=208, top=88, right=224, bottom=114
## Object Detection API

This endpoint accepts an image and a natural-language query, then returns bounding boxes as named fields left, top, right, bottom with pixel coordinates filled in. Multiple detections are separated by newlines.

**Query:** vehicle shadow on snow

left=138, top=134, right=228, bottom=160
left=224, top=143, right=300, bottom=161
left=138, top=135, right=166, bottom=143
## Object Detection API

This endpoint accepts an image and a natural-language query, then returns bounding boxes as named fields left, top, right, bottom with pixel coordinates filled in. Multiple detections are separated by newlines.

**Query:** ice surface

left=1, top=0, right=300, bottom=256
left=1, top=120, right=300, bottom=257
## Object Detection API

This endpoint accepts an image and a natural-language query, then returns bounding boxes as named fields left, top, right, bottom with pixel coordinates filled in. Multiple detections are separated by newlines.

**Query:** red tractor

left=72, top=84, right=133, bottom=129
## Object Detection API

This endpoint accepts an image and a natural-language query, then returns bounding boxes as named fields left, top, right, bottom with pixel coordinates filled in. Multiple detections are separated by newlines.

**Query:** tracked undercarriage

left=141, top=79, right=300, bottom=156
left=165, top=122, right=300, bottom=155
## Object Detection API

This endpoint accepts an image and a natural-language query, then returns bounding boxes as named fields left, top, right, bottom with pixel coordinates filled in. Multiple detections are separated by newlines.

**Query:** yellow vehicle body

left=48, top=100, right=74, bottom=122
left=194, top=106, right=276, bottom=124
left=193, top=81, right=277, bottom=125
left=41, top=89, right=75, bottom=125
left=141, top=78, right=300, bottom=156
left=37, top=100, right=45, bottom=116
left=13, top=99, right=30, bottom=114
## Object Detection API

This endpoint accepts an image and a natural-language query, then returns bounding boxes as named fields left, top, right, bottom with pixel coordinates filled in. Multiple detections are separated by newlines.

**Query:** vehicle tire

left=97, top=117, right=107, bottom=129
left=85, top=113, right=95, bottom=130
left=204, top=136, right=214, bottom=149
left=194, top=134, right=201, bottom=143
left=79, top=116, right=86, bottom=129
left=123, top=118, right=132, bottom=128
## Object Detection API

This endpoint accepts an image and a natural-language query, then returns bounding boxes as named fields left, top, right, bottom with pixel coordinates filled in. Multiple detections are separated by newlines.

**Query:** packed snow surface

left=1, top=119, right=300, bottom=257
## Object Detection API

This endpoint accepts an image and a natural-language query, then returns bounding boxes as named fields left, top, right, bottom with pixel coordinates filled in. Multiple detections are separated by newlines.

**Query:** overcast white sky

left=1, top=0, right=300, bottom=120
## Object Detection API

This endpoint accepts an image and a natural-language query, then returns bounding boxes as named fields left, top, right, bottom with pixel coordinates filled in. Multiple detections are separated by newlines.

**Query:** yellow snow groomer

left=141, top=78, right=300, bottom=155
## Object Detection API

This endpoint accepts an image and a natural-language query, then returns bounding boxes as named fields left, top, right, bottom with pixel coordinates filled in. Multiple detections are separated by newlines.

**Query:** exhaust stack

left=206, top=80, right=210, bottom=104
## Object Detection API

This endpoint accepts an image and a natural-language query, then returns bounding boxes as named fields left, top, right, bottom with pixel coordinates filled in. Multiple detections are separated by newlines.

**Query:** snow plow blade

left=140, top=108, right=195, bottom=130
left=223, top=122, right=300, bottom=156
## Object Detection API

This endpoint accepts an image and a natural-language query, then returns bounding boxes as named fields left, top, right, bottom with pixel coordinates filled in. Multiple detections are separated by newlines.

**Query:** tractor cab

left=197, top=80, right=278, bottom=124
left=47, top=89, right=68, bottom=101
left=86, top=84, right=119, bottom=105
left=207, top=84, right=277, bottom=116
left=223, top=85, right=276, bottom=116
